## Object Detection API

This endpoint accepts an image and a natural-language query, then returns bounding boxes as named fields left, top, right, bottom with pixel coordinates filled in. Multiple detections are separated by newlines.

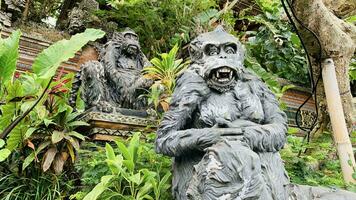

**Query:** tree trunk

left=291, top=0, right=356, bottom=183
left=291, top=0, right=356, bottom=136
left=21, top=0, right=31, bottom=22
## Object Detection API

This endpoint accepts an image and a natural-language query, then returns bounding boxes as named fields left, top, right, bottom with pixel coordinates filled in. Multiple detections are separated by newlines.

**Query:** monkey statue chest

left=198, top=82, right=265, bottom=127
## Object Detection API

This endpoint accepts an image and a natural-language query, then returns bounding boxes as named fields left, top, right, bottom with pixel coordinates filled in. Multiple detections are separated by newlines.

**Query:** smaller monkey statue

left=69, top=28, right=153, bottom=112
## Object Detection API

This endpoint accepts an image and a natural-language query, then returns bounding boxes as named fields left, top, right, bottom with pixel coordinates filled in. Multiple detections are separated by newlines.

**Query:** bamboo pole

left=322, top=58, right=356, bottom=184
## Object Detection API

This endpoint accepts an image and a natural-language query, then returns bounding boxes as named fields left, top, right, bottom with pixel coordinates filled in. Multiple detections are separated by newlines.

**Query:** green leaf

left=128, top=132, right=141, bottom=163
left=0, top=30, right=21, bottom=84
left=128, top=172, right=141, bottom=185
left=20, top=100, right=36, bottom=113
left=345, top=15, right=356, bottom=23
left=106, top=155, right=123, bottom=175
left=6, top=79, right=24, bottom=101
left=0, top=139, right=5, bottom=148
left=105, top=143, right=116, bottom=160
left=290, top=33, right=301, bottom=47
left=52, top=130, right=65, bottom=144
left=123, top=160, right=135, bottom=172
left=83, top=175, right=114, bottom=200
left=0, top=149, right=11, bottom=162
left=21, top=73, right=40, bottom=96
left=115, top=140, right=132, bottom=161
left=67, top=131, right=86, bottom=141
left=6, top=124, right=27, bottom=151
left=0, top=103, right=17, bottom=132
left=137, top=182, right=153, bottom=199
left=32, top=29, right=105, bottom=79
left=24, top=127, right=36, bottom=140
left=158, top=171, right=171, bottom=191
left=44, top=118, right=55, bottom=127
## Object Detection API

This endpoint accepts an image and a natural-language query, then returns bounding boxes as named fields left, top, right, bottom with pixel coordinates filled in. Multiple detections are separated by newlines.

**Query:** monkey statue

left=69, top=28, right=153, bottom=112
left=155, top=26, right=356, bottom=200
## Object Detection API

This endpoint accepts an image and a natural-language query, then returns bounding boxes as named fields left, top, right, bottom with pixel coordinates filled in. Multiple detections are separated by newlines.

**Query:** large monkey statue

left=155, top=27, right=356, bottom=200
left=69, top=28, right=153, bottom=112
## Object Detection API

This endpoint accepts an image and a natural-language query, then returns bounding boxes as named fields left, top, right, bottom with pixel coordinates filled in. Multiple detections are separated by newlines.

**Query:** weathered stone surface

left=0, top=11, right=12, bottom=27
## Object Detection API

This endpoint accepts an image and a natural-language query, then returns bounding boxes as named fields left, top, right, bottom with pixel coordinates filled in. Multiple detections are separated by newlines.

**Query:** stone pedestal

left=78, top=110, right=157, bottom=141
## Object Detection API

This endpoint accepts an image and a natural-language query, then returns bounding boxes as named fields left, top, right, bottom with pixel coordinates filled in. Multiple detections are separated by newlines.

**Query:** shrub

left=72, top=133, right=172, bottom=200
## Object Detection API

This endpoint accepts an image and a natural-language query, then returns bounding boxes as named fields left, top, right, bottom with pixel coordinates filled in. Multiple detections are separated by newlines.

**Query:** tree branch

left=0, top=77, right=54, bottom=139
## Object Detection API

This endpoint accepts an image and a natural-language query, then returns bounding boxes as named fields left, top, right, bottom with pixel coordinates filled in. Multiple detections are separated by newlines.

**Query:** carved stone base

left=78, top=110, right=157, bottom=141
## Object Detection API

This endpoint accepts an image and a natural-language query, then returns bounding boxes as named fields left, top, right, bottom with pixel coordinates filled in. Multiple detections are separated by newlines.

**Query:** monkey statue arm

left=241, top=80, right=288, bottom=152
left=155, top=71, right=242, bottom=157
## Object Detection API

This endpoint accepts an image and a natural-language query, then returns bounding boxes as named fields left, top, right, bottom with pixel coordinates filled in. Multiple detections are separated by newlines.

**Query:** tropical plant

left=143, top=44, right=189, bottom=112
left=245, top=52, right=294, bottom=109
left=280, top=129, right=354, bottom=190
left=79, top=133, right=172, bottom=200
left=239, top=0, right=309, bottom=86
left=0, top=28, right=105, bottom=172
left=144, top=44, right=189, bottom=94
left=0, top=28, right=104, bottom=200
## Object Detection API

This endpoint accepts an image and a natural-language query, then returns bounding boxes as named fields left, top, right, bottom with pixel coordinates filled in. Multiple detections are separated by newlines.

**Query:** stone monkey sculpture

left=69, top=28, right=153, bottom=112
left=155, top=26, right=289, bottom=200
left=155, top=26, right=356, bottom=200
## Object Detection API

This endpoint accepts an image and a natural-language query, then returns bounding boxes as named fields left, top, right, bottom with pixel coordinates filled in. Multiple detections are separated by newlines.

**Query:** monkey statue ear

left=189, top=41, right=203, bottom=62
left=123, top=27, right=135, bottom=33
left=213, top=25, right=226, bottom=33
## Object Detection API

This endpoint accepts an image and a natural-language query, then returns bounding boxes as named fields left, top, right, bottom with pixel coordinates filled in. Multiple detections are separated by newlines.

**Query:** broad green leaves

left=84, top=133, right=172, bottom=200
left=83, top=175, right=115, bottom=200
left=32, top=28, right=105, bottom=80
left=0, top=30, right=21, bottom=85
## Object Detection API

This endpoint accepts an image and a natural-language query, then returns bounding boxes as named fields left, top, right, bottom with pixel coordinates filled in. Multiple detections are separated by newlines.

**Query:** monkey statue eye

left=225, top=46, right=236, bottom=54
left=209, top=51, right=218, bottom=56
left=208, top=46, right=219, bottom=56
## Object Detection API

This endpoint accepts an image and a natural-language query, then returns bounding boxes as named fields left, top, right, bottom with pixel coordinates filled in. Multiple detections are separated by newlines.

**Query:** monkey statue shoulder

left=155, top=26, right=356, bottom=200
left=69, top=28, right=153, bottom=113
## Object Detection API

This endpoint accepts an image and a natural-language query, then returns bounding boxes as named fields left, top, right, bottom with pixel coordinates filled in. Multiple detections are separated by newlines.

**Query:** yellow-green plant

left=143, top=44, right=189, bottom=94
left=143, top=44, right=189, bottom=112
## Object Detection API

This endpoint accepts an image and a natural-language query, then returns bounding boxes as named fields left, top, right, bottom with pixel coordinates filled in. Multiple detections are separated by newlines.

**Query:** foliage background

left=0, top=0, right=355, bottom=199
